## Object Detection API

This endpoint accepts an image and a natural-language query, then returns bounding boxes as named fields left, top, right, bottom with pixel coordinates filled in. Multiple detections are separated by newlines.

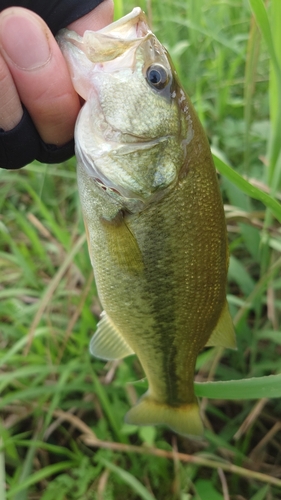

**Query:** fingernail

left=0, top=10, right=51, bottom=70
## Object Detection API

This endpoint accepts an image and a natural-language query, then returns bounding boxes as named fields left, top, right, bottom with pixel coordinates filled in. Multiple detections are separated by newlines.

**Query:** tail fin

left=125, top=393, right=203, bottom=437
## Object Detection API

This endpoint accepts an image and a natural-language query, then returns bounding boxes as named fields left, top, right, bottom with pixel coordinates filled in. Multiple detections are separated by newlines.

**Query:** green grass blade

left=24, top=163, right=76, bottom=179
left=244, top=16, right=261, bottom=171
left=23, top=183, right=71, bottom=250
left=249, top=0, right=281, bottom=185
left=213, top=154, right=281, bottom=222
left=229, top=256, right=255, bottom=296
left=13, top=430, right=40, bottom=500
left=173, top=16, right=244, bottom=56
left=0, top=439, right=6, bottom=500
left=6, top=462, right=75, bottom=498
left=195, top=373, right=281, bottom=400
left=0, top=372, right=93, bottom=409
left=0, top=229, right=38, bottom=287
left=99, top=459, right=156, bottom=500
left=14, top=441, right=76, bottom=460
left=0, top=366, right=61, bottom=393
left=44, top=362, right=78, bottom=430
left=256, top=330, right=281, bottom=344
left=113, top=0, right=124, bottom=20
left=269, top=0, right=281, bottom=129
left=27, top=233, right=86, bottom=343
left=91, top=369, right=127, bottom=443
left=249, top=484, right=269, bottom=500
left=0, top=328, right=50, bottom=369
left=268, top=0, right=281, bottom=192
left=248, top=0, right=280, bottom=74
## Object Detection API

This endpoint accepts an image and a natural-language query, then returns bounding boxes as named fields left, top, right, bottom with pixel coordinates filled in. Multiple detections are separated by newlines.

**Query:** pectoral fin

left=90, top=312, right=134, bottom=360
left=101, top=211, right=144, bottom=274
left=205, top=301, right=236, bottom=349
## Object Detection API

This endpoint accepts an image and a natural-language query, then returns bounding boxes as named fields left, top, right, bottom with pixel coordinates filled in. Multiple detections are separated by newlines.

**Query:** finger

left=0, top=52, right=22, bottom=130
left=68, top=0, right=114, bottom=35
left=0, top=7, right=80, bottom=146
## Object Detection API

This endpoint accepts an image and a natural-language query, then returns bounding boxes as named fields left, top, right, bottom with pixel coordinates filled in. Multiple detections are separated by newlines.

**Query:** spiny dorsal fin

left=90, top=312, right=134, bottom=360
left=205, top=301, right=236, bottom=349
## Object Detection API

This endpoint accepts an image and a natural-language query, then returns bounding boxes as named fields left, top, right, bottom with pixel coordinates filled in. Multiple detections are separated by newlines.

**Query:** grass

left=1, top=0, right=281, bottom=498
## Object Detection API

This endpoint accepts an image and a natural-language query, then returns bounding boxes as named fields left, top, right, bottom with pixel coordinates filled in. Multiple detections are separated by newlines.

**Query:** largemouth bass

left=58, top=8, right=235, bottom=437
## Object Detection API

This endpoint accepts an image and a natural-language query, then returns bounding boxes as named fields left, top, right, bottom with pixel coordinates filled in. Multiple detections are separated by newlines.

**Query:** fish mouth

left=59, top=8, right=151, bottom=66
left=93, top=7, right=150, bottom=40
left=83, top=8, right=151, bottom=64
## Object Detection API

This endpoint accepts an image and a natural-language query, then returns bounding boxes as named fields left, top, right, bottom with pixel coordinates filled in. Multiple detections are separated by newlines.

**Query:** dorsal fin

left=205, top=301, right=236, bottom=349
left=90, top=312, right=134, bottom=360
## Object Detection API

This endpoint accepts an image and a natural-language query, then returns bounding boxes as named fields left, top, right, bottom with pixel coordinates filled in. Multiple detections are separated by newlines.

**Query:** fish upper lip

left=94, top=7, right=150, bottom=39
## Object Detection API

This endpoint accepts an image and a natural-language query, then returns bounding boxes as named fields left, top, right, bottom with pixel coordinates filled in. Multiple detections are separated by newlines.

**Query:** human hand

left=0, top=0, right=114, bottom=168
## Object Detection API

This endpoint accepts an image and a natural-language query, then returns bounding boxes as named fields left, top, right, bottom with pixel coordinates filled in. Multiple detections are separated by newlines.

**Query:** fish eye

left=146, top=64, right=169, bottom=90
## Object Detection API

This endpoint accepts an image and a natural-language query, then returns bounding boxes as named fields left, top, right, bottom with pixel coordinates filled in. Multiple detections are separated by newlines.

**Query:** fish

left=57, top=7, right=236, bottom=437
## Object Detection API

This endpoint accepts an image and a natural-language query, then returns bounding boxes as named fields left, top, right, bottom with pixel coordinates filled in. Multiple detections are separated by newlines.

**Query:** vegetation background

left=1, top=0, right=281, bottom=498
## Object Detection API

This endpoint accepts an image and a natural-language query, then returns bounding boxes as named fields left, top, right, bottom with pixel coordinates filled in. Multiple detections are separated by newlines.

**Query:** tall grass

left=1, top=1, right=281, bottom=499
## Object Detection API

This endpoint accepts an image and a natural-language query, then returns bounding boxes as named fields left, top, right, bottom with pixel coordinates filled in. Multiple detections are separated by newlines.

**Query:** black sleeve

left=0, top=107, right=75, bottom=169
left=0, top=0, right=105, bottom=35
left=0, top=0, right=106, bottom=169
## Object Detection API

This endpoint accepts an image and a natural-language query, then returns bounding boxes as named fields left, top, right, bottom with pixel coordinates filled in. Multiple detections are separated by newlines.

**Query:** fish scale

left=57, top=7, right=236, bottom=437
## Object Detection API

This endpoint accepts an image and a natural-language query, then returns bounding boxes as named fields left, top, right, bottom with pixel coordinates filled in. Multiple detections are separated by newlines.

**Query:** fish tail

left=125, top=393, right=203, bottom=437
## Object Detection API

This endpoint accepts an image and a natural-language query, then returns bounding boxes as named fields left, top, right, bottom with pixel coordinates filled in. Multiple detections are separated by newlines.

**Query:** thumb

left=0, top=7, right=80, bottom=146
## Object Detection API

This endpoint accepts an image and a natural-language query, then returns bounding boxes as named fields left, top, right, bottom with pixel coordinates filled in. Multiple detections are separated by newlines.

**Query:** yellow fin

left=90, top=312, right=134, bottom=360
left=206, top=301, right=236, bottom=349
left=101, top=212, right=143, bottom=274
left=125, top=392, right=203, bottom=437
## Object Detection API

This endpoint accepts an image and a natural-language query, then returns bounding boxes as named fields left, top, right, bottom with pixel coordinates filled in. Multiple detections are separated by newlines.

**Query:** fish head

left=58, top=8, right=193, bottom=212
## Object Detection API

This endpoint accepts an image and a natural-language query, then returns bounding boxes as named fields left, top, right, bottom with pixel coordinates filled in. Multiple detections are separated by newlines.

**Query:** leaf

left=194, top=479, right=223, bottom=500
left=195, top=373, right=281, bottom=400
left=256, top=330, right=281, bottom=345
left=248, top=0, right=280, bottom=76
left=248, top=0, right=281, bottom=186
left=249, top=484, right=269, bottom=500
left=269, top=0, right=281, bottom=130
left=223, top=175, right=260, bottom=261
left=15, top=441, right=76, bottom=460
left=138, top=426, right=157, bottom=446
left=228, top=256, right=255, bottom=295
left=213, top=154, right=281, bottom=222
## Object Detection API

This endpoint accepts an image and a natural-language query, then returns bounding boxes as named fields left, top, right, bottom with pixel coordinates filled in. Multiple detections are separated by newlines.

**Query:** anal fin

left=90, top=312, right=134, bottom=360
left=205, top=300, right=236, bottom=349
